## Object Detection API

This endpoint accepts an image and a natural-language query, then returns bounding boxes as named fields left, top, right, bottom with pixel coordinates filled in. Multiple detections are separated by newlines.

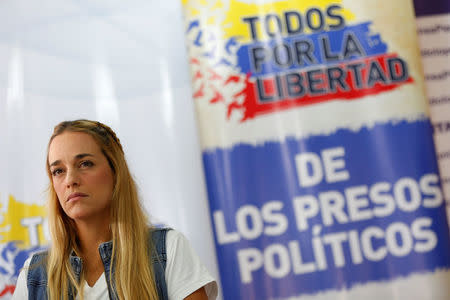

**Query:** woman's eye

left=51, top=169, right=63, bottom=176
left=80, top=160, right=94, bottom=168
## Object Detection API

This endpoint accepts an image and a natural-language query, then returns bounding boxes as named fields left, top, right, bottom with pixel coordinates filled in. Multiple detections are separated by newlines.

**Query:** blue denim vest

left=27, top=228, right=170, bottom=300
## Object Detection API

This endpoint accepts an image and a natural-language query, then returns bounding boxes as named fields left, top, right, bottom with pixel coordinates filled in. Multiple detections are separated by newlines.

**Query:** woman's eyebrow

left=49, top=153, right=94, bottom=167
left=49, top=160, right=61, bottom=168
left=74, top=153, right=94, bottom=160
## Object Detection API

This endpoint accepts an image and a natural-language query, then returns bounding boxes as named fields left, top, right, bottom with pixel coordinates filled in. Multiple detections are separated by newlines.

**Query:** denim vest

left=27, top=228, right=170, bottom=300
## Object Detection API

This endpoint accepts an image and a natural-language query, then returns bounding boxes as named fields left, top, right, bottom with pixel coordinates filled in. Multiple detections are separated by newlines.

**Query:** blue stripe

left=203, top=120, right=450, bottom=299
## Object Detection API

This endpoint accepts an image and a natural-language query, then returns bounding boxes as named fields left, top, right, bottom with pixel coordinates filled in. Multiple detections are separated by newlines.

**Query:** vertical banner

left=0, top=64, right=49, bottom=297
left=414, top=0, right=450, bottom=223
left=182, top=0, right=450, bottom=299
left=0, top=197, right=47, bottom=297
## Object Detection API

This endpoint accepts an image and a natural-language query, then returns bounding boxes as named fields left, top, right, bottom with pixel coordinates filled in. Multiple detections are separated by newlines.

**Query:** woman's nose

left=65, top=169, right=80, bottom=188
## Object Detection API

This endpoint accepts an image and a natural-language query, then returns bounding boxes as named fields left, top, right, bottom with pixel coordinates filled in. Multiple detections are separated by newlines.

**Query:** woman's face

left=48, top=131, right=114, bottom=221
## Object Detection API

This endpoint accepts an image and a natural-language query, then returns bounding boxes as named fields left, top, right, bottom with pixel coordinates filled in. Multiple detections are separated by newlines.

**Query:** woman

left=13, top=120, right=217, bottom=299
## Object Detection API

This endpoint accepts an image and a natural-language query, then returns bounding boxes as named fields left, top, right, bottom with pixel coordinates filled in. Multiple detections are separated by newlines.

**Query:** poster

left=414, top=0, right=450, bottom=223
left=182, top=0, right=450, bottom=299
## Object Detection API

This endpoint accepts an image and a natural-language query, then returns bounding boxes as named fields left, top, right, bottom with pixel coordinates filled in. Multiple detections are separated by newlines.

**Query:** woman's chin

left=65, top=208, right=93, bottom=221
left=66, top=207, right=110, bottom=223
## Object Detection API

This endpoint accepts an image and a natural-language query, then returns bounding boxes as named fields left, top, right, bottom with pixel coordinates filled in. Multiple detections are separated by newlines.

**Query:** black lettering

left=265, top=14, right=283, bottom=38
left=306, top=8, right=325, bottom=32
left=275, top=74, right=284, bottom=98
left=284, top=11, right=303, bottom=35
left=251, top=46, right=270, bottom=73
left=347, top=63, right=365, bottom=89
left=307, top=69, right=326, bottom=95
left=327, top=5, right=345, bottom=30
left=273, top=43, right=293, bottom=68
left=327, top=66, right=349, bottom=92
left=242, top=16, right=260, bottom=41
left=257, top=77, right=276, bottom=102
left=286, top=73, right=306, bottom=98
left=294, top=40, right=317, bottom=66
left=388, top=57, right=409, bottom=83
left=320, top=35, right=340, bottom=62
left=434, top=122, right=450, bottom=133
left=342, top=32, right=366, bottom=59
left=367, top=60, right=388, bottom=87
left=433, top=122, right=443, bottom=134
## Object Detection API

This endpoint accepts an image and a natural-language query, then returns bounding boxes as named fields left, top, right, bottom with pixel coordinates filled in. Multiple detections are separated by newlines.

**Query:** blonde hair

left=46, top=120, right=159, bottom=300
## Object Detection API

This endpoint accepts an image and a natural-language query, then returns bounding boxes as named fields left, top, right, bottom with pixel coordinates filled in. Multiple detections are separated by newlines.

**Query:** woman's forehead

left=48, top=131, right=102, bottom=162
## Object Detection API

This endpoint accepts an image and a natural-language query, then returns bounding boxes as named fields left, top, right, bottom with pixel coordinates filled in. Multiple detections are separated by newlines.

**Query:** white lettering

left=237, top=248, right=263, bottom=284
left=412, top=217, right=438, bottom=253
left=361, top=226, right=387, bottom=261
left=237, top=205, right=264, bottom=240
left=295, top=152, right=323, bottom=187
left=262, top=201, right=288, bottom=236
left=264, top=244, right=291, bottom=278
left=20, top=217, right=43, bottom=247
left=420, top=174, right=443, bottom=208
left=292, top=196, right=319, bottom=231
left=321, top=147, right=350, bottom=183
left=319, top=191, right=348, bottom=226
left=394, top=178, right=421, bottom=212
left=345, top=185, right=372, bottom=221
left=385, top=222, right=413, bottom=257
left=213, top=211, right=240, bottom=244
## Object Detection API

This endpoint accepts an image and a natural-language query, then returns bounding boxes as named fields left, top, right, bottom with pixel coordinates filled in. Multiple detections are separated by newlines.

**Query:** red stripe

left=229, top=54, right=414, bottom=122
left=0, top=285, right=15, bottom=296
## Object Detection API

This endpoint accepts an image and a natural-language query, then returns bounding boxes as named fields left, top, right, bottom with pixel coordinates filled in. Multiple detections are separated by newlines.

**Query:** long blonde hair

left=46, top=120, right=159, bottom=300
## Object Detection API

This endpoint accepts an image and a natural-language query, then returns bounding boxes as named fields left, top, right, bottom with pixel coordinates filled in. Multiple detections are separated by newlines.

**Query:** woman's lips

left=67, top=192, right=88, bottom=202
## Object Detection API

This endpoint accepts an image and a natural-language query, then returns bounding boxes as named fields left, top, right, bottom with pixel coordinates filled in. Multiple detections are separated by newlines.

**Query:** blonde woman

left=12, top=120, right=217, bottom=300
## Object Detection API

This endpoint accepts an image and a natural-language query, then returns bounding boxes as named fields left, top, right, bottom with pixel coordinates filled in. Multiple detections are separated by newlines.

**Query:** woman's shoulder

left=27, top=250, right=50, bottom=281
left=161, top=229, right=219, bottom=299
left=148, top=227, right=172, bottom=255
left=149, top=227, right=172, bottom=240
left=148, top=227, right=198, bottom=260
left=149, top=228, right=190, bottom=250
left=29, top=250, right=49, bottom=262
left=165, top=229, right=190, bottom=250
left=13, top=250, right=49, bottom=289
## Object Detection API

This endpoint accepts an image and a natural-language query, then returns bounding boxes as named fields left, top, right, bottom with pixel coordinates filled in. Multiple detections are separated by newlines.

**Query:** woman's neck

left=75, top=217, right=112, bottom=254
left=74, top=217, right=112, bottom=286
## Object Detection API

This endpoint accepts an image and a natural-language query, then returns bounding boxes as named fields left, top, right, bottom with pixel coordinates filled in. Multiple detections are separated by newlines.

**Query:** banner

left=0, top=79, right=49, bottom=297
left=182, top=0, right=450, bottom=299
left=414, top=0, right=450, bottom=224
left=0, top=196, right=47, bottom=297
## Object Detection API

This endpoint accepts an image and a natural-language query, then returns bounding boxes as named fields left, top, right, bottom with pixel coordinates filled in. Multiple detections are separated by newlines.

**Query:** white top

left=12, top=230, right=218, bottom=300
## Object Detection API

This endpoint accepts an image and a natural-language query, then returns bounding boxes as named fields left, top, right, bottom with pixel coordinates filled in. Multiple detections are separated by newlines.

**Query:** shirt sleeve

left=165, top=230, right=218, bottom=300
left=12, top=258, right=31, bottom=300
